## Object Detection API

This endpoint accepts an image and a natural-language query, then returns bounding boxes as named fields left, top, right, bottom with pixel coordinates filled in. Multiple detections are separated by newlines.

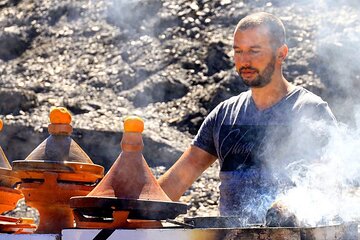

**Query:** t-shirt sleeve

left=294, top=100, right=338, bottom=161
left=315, top=102, right=337, bottom=126
left=297, top=92, right=337, bottom=127
left=191, top=104, right=221, bottom=157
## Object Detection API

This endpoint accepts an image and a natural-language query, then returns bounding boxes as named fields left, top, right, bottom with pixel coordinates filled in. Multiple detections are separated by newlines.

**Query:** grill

left=60, top=221, right=359, bottom=240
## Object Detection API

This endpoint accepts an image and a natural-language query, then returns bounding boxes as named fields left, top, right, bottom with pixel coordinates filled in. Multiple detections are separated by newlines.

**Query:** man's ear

left=277, top=44, right=288, bottom=62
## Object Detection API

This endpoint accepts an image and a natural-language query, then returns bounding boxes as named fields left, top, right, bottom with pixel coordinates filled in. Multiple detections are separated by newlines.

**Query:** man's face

left=233, top=26, right=277, bottom=88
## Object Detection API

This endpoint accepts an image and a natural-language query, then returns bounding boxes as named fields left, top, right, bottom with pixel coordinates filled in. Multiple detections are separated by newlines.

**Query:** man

left=158, top=12, right=336, bottom=224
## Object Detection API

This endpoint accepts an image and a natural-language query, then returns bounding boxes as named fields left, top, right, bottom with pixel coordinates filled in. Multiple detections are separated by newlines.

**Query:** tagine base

left=70, top=196, right=187, bottom=229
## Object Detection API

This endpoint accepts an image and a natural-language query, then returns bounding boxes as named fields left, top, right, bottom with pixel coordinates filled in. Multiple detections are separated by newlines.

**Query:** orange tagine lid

left=23, top=107, right=92, bottom=163
left=12, top=107, right=104, bottom=180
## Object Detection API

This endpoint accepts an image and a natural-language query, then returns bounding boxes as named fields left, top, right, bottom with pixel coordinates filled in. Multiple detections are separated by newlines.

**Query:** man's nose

left=235, top=53, right=251, bottom=67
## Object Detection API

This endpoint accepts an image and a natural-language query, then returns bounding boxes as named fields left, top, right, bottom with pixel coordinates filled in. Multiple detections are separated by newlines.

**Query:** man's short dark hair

left=235, top=12, right=286, bottom=49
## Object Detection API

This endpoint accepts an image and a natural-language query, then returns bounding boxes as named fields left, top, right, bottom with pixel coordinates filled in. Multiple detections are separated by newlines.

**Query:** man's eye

left=250, top=50, right=260, bottom=54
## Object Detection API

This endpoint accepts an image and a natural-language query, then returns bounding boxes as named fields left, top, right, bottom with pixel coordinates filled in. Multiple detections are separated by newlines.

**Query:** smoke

left=267, top=108, right=360, bottom=226
left=106, top=0, right=163, bottom=38
left=310, top=0, right=360, bottom=125
left=248, top=0, right=360, bottom=227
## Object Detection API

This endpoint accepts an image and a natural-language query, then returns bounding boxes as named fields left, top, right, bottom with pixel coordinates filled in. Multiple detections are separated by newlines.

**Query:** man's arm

left=158, top=145, right=217, bottom=201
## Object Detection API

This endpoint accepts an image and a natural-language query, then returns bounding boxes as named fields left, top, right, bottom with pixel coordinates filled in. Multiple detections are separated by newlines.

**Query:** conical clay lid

left=12, top=107, right=105, bottom=180
left=24, top=136, right=93, bottom=164
left=25, top=107, right=93, bottom=164
left=0, top=148, right=11, bottom=170
left=88, top=116, right=171, bottom=201
left=0, top=119, right=11, bottom=170
left=0, top=146, right=14, bottom=187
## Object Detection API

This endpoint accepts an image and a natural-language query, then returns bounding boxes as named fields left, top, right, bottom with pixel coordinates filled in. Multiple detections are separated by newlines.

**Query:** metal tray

left=70, top=196, right=188, bottom=220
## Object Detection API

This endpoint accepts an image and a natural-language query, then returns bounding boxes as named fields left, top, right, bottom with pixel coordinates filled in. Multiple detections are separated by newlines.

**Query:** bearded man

left=158, top=12, right=336, bottom=224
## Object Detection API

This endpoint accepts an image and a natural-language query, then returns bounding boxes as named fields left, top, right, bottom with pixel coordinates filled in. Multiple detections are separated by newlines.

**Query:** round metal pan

left=70, top=196, right=188, bottom=220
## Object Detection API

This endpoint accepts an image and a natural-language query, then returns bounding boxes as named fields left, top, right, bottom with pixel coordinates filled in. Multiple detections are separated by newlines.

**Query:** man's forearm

left=158, top=146, right=217, bottom=201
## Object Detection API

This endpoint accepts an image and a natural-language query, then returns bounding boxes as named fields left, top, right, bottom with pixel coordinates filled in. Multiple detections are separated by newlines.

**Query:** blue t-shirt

left=192, top=86, right=336, bottom=224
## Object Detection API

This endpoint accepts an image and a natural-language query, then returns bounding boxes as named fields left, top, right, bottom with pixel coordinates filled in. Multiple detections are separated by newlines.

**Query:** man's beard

left=238, top=56, right=276, bottom=88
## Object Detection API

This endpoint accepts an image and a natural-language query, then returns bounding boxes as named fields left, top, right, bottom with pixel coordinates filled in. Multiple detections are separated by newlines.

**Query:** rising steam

left=269, top=0, right=360, bottom=226
left=268, top=109, right=360, bottom=226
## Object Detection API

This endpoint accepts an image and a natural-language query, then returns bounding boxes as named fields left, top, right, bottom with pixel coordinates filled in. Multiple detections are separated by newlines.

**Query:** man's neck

left=251, top=77, right=295, bottom=111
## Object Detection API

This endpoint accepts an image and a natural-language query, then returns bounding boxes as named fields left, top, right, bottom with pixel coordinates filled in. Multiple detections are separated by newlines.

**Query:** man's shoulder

left=290, top=86, right=336, bottom=123
left=291, top=86, right=326, bottom=106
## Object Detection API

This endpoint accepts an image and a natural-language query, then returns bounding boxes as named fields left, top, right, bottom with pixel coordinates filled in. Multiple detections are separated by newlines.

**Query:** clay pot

left=0, top=186, right=22, bottom=214
left=71, top=116, right=187, bottom=229
left=0, top=125, right=23, bottom=214
left=0, top=166, right=22, bottom=215
left=12, top=108, right=104, bottom=233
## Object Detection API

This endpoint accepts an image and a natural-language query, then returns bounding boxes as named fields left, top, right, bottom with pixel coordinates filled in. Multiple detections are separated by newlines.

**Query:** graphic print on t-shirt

left=219, top=125, right=269, bottom=171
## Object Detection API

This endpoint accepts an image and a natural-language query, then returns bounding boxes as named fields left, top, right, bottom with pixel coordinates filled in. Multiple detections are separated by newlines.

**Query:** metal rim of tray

left=12, top=160, right=104, bottom=174
left=0, top=215, right=37, bottom=234
left=12, top=160, right=104, bottom=183
left=70, top=196, right=188, bottom=220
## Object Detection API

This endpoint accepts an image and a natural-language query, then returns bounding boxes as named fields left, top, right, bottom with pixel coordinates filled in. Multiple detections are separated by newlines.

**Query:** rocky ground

left=0, top=0, right=360, bottom=222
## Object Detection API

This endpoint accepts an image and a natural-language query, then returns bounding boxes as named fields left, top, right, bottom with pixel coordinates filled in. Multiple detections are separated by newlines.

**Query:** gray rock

left=0, top=88, right=37, bottom=115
